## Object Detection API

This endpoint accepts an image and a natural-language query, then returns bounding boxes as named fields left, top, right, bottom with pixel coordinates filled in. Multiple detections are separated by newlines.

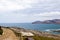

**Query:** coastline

left=0, top=26, right=60, bottom=40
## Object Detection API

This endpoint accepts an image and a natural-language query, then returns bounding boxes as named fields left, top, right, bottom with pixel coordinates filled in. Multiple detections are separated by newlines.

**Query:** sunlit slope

left=0, top=28, right=18, bottom=40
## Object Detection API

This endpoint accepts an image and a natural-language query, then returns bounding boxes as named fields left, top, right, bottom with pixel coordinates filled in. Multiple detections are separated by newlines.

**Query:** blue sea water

left=0, top=23, right=60, bottom=34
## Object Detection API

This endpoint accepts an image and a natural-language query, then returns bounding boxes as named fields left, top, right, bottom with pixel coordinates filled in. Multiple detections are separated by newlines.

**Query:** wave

left=45, top=29, right=50, bottom=31
left=45, top=29, right=60, bottom=32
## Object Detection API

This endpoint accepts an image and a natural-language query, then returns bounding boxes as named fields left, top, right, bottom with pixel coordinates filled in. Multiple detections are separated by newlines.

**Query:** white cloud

left=30, top=11, right=60, bottom=21
left=33, top=12, right=60, bottom=17
left=0, top=11, right=60, bottom=23
left=0, top=0, right=60, bottom=23
left=0, top=0, right=60, bottom=12
left=0, top=0, right=39, bottom=11
left=0, top=0, right=53, bottom=11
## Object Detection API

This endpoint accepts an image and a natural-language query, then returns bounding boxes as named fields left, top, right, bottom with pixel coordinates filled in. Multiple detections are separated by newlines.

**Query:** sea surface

left=0, top=23, right=60, bottom=34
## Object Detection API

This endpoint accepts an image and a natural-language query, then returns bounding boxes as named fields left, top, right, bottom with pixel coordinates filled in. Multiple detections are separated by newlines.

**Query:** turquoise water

left=0, top=23, right=60, bottom=34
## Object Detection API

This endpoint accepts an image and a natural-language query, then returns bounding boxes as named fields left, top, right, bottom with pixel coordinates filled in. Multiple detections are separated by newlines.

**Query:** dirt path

left=0, top=28, right=19, bottom=40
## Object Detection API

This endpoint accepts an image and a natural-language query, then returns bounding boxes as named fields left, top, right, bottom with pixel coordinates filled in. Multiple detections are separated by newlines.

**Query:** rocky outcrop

left=52, top=30, right=60, bottom=32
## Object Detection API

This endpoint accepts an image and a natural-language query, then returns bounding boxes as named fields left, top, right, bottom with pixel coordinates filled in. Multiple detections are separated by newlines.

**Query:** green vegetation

left=0, top=29, right=3, bottom=35
left=22, top=35, right=59, bottom=40
left=33, top=35, right=59, bottom=40
left=0, top=26, right=3, bottom=35
left=14, top=32, right=21, bottom=37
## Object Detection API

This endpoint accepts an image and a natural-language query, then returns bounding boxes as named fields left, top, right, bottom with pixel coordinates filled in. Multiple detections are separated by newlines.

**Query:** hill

left=32, top=19, right=60, bottom=24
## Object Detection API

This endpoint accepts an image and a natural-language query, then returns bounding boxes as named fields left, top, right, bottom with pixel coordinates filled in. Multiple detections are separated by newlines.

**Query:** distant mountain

left=32, top=19, right=60, bottom=24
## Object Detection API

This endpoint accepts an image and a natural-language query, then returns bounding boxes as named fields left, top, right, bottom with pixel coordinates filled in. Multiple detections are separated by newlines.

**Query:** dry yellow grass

left=0, top=28, right=19, bottom=40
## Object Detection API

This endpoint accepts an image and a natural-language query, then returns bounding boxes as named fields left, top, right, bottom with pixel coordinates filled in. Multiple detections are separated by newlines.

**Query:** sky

left=0, top=0, right=60, bottom=23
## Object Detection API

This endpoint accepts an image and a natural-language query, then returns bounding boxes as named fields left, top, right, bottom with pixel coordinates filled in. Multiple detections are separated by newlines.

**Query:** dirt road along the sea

left=0, top=28, right=19, bottom=40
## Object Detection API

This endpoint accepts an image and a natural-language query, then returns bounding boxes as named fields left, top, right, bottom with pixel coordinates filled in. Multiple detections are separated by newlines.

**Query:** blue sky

left=0, top=0, right=60, bottom=23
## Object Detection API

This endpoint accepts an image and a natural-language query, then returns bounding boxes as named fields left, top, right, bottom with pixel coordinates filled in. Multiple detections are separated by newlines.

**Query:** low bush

left=0, top=29, right=3, bottom=35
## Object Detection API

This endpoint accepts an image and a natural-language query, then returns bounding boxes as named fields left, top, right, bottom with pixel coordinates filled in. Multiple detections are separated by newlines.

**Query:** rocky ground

left=0, top=26, right=60, bottom=40
left=9, top=27, right=60, bottom=40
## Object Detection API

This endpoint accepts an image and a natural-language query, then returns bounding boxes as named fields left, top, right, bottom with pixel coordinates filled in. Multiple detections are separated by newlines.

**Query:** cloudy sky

left=0, top=0, right=60, bottom=23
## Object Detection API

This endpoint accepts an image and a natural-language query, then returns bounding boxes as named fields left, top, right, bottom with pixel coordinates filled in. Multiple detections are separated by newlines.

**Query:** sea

left=0, top=23, right=60, bottom=34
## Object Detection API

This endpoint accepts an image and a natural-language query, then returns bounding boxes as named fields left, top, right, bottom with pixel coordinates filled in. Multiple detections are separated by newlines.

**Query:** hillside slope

left=0, top=28, right=19, bottom=40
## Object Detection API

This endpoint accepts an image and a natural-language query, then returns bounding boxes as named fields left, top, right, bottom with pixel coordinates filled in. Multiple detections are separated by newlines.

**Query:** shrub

left=0, top=29, right=3, bottom=35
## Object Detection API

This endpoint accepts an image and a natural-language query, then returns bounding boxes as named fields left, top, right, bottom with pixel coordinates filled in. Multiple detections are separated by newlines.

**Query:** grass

left=33, top=35, right=59, bottom=40
left=22, top=35, right=59, bottom=40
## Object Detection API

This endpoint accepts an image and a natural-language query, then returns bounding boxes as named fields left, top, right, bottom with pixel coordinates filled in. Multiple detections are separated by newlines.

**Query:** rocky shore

left=52, top=30, right=60, bottom=32
left=0, top=26, right=60, bottom=40
left=7, top=27, right=60, bottom=39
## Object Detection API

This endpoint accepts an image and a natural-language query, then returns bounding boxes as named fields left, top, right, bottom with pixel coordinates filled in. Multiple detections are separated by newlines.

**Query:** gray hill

left=32, top=19, right=60, bottom=24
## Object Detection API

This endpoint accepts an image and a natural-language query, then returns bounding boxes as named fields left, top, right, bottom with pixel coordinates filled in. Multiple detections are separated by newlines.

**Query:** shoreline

left=1, top=26, right=60, bottom=40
